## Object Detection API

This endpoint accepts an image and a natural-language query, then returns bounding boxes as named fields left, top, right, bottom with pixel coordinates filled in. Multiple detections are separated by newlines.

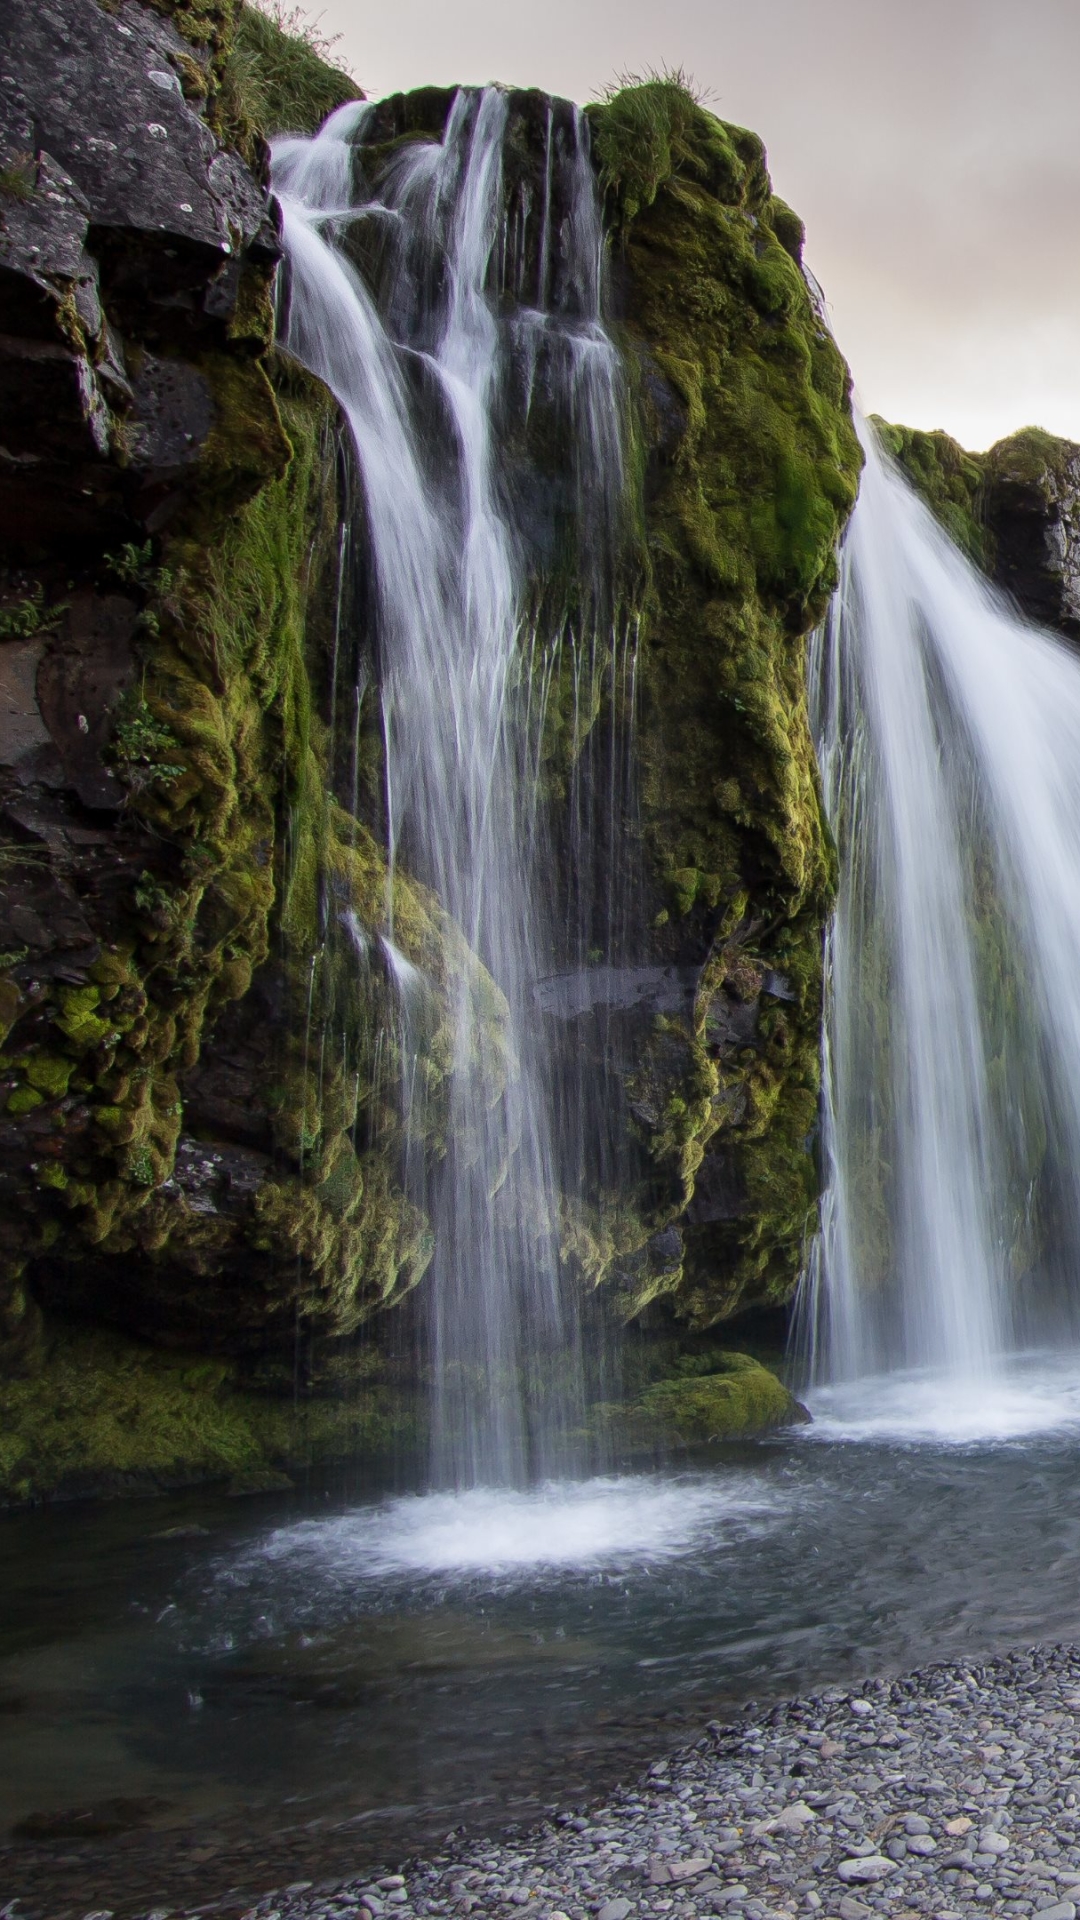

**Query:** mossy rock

left=0, top=1321, right=420, bottom=1505
left=633, top=1350, right=808, bottom=1442
left=577, top=78, right=859, bottom=1320
left=870, top=417, right=990, bottom=567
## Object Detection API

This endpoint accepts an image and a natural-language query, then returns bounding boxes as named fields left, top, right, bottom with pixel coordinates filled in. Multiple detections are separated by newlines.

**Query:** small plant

left=0, top=153, right=35, bottom=202
left=104, top=541, right=155, bottom=590
left=107, top=690, right=186, bottom=797
left=127, top=1144, right=156, bottom=1187
left=0, top=585, right=67, bottom=640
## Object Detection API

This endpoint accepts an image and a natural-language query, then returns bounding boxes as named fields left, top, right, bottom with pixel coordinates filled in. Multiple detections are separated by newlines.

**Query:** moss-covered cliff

left=583, top=76, right=860, bottom=1322
left=875, top=417, right=1080, bottom=641
left=0, top=34, right=858, bottom=1497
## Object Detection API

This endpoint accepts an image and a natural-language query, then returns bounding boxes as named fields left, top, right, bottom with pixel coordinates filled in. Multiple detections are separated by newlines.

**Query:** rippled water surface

left=7, top=1350, right=1080, bottom=1888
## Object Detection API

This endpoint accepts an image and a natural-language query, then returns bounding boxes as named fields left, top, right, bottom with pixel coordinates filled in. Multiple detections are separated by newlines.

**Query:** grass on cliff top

left=226, top=0, right=362, bottom=138
left=591, top=68, right=715, bottom=223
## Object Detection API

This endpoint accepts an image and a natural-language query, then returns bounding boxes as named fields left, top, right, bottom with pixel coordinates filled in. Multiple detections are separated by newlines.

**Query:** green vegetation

left=0, top=1321, right=417, bottom=1504
left=0, top=154, right=35, bottom=202
left=635, top=1350, right=805, bottom=1441
left=871, top=418, right=990, bottom=565
left=0, top=585, right=68, bottom=639
left=585, top=78, right=860, bottom=1320
left=592, top=68, right=715, bottom=226
left=223, top=1, right=361, bottom=141
left=596, top=1348, right=805, bottom=1445
left=134, top=0, right=361, bottom=155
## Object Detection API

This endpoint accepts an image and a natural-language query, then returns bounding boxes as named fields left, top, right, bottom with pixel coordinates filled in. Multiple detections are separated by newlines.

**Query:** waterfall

left=805, top=417, right=1080, bottom=1383
left=270, top=90, right=630, bottom=1486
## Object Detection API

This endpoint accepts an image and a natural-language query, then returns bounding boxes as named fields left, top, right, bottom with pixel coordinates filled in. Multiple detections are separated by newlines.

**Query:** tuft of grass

left=220, top=0, right=362, bottom=145
left=591, top=67, right=713, bottom=224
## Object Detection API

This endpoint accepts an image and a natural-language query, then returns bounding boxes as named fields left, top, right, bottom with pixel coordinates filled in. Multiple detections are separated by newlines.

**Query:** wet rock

left=224, top=1469, right=295, bottom=1497
left=35, top=592, right=138, bottom=808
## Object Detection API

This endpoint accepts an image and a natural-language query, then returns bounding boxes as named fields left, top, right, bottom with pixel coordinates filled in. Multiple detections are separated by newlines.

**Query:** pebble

left=224, top=1642, right=1080, bottom=1920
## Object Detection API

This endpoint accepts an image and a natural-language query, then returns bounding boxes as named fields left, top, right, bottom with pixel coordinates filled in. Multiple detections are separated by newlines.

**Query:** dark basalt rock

left=0, top=0, right=280, bottom=543
left=983, top=430, right=1080, bottom=643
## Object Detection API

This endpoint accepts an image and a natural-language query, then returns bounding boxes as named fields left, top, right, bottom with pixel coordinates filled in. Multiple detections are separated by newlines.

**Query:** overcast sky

left=312, top=0, right=1080, bottom=452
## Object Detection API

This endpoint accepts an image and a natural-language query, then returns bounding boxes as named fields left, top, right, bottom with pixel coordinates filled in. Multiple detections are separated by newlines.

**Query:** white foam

left=249, top=1474, right=779, bottom=1583
left=803, top=1351, right=1080, bottom=1445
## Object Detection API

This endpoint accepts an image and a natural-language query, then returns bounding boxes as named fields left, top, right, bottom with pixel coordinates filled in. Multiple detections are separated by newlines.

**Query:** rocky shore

left=233, top=1646, right=1080, bottom=1920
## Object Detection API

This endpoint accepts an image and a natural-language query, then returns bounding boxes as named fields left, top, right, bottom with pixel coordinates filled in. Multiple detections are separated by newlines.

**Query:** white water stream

left=271, top=91, right=627, bottom=1486
left=805, top=418, right=1080, bottom=1389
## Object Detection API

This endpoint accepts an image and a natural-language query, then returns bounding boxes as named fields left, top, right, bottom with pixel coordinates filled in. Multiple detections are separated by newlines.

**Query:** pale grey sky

left=312, top=0, right=1080, bottom=452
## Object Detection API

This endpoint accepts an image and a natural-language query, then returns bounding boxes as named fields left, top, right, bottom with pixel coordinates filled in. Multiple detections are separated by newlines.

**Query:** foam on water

left=803, top=1351, right=1080, bottom=1446
left=245, top=1474, right=780, bottom=1583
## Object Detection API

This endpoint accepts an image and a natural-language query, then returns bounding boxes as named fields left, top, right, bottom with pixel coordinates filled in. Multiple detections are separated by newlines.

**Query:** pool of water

left=8, top=1349, right=1080, bottom=1910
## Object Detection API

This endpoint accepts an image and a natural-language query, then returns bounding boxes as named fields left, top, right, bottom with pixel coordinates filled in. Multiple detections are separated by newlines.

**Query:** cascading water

left=270, top=90, right=631, bottom=1486
left=804, top=417, right=1080, bottom=1385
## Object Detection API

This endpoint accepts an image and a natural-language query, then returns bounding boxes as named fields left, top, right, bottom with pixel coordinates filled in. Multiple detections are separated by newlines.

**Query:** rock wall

left=588, top=80, right=859, bottom=1322
left=0, top=29, right=858, bottom=1495
left=876, top=419, right=1080, bottom=642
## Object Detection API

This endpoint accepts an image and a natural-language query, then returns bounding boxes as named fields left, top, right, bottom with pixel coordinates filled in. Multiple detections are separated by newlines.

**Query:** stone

left=836, top=1856, right=898, bottom=1883
left=666, top=1857, right=712, bottom=1882
left=596, top=1902, right=633, bottom=1920
left=774, top=1801, right=816, bottom=1831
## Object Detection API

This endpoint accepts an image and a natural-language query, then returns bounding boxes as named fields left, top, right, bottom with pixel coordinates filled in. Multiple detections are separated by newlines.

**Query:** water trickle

left=804, top=418, right=1080, bottom=1383
left=272, top=89, right=632, bottom=1487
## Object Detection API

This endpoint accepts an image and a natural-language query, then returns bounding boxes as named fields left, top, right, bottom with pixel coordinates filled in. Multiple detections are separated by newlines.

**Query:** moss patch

left=0, top=1321, right=417, bottom=1505
left=600, top=1348, right=806, bottom=1445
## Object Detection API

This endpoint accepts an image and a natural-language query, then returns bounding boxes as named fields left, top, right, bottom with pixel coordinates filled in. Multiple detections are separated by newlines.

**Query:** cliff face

left=0, top=21, right=858, bottom=1497
left=582, top=80, right=860, bottom=1321
left=876, top=419, right=1080, bottom=642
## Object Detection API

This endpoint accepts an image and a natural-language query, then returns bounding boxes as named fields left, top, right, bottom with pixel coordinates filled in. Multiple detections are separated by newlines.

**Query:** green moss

left=6, top=1087, right=43, bottom=1116
left=591, top=69, right=716, bottom=226
left=986, top=424, right=1075, bottom=491
left=582, top=82, right=859, bottom=1321
left=609, top=1350, right=805, bottom=1443
left=24, top=1054, right=74, bottom=1099
left=0, top=1322, right=419, bottom=1503
left=871, top=417, right=990, bottom=566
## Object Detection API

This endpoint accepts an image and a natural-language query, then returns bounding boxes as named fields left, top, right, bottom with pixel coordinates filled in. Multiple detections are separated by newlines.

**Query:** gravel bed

left=232, top=1645, right=1080, bottom=1920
